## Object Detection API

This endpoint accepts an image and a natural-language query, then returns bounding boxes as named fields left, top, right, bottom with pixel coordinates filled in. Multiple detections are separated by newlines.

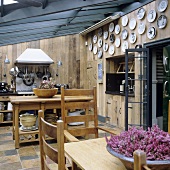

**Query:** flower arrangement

left=106, top=125, right=170, bottom=161
left=39, top=78, right=55, bottom=89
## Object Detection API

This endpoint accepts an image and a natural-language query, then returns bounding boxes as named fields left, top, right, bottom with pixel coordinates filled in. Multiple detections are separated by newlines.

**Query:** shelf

left=0, top=110, right=12, bottom=113
left=0, top=121, right=12, bottom=124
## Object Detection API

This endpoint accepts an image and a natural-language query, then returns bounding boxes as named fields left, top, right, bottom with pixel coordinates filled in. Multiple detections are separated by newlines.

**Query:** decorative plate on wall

left=122, top=15, right=129, bottom=27
left=109, top=22, right=114, bottom=32
left=147, top=26, right=156, bottom=39
left=157, top=0, right=168, bottom=12
left=93, top=35, right=98, bottom=44
left=122, top=29, right=128, bottom=40
left=137, top=7, right=145, bottom=20
left=93, top=46, right=98, bottom=54
left=122, top=41, right=128, bottom=53
left=98, top=50, right=103, bottom=59
left=129, top=18, right=137, bottom=30
left=103, top=43, right=109, bottom=52
left=109, top=34, right=115, bottom=43
left=89, top=43, right=93, bottom=51
left=115, top=24, right=121, bottom=34
left=115, top=38, right=121, bottom=48
left=98, top=28, right=103, bottom=37
left=129, top=32, right=137, bottom=44
left=147, top=9, right=157, bottom=23
left=103, top=31, right=109, bottom=40
left=109, top=45, right=115, bottom=55
left=98, top=38, right=103, bottom=48
left=157, top=15, right=167, bottom=29
left=138, top=22, right=146, bottom=35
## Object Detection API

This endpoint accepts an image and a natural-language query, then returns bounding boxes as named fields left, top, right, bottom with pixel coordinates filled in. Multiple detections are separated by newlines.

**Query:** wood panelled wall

left=0, top=34, right=81, bottom=89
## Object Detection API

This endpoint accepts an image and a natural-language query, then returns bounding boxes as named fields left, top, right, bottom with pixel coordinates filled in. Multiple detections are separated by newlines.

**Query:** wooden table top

left=64, top=138, right=126, bottom=170
left=10, top=95, right=93, bottom=103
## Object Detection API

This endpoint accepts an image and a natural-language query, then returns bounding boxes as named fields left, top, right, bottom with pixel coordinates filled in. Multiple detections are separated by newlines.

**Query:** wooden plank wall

left=0, top=34, right=80, bottom=89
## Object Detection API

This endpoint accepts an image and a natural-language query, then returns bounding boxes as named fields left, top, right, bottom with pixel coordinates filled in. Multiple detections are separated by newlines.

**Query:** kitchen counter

left=0, top=93, right=18, bottom=96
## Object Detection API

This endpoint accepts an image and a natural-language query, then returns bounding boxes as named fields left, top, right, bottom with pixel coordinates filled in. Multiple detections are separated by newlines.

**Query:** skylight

left=3, top=0, right=18, bottom=5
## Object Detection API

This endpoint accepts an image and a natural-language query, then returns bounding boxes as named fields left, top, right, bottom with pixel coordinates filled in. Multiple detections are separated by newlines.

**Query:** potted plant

left=106, top=125, right=170, bottom=170
left=33, top=78, right=58, bottom=98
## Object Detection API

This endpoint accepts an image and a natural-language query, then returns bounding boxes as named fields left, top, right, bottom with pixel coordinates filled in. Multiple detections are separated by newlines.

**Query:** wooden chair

left=134, top=150, right=151, bottom=170
left=61, top=86, right=121, bottom=139
left=38, top=110, right=79, bottom=170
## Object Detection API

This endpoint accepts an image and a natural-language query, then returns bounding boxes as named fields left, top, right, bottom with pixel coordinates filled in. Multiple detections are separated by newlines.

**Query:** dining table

left=10, top=95, right=93, bottom=148
left=64, top=137, right=127, bottom=170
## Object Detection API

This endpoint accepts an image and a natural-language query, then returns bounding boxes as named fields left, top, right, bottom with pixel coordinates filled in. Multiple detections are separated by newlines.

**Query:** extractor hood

left=15, top=48, right=54, bottom=64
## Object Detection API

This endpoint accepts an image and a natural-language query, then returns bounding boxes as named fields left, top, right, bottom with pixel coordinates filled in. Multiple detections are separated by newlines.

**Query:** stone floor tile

left=21, top=158, right=40, bottom=169
left=18, top=146, right=37, bottom=156
left=0, top=139, right=14, bottom=145
left=0, top=155, right=20, bottom=164
left=0, top=162, right=22, bottom=170
left=0, top=150, right=4, bottom=157
left=20, top=155, right=39, bottom=161
left=4, top=149, right=18, bottom=156
left=0, top=143, right=15, bottom=151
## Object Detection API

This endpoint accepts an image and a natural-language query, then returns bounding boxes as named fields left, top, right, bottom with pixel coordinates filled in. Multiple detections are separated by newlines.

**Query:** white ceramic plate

left=122, top=29, right=128, bottom=40
left=157, top=0, right=168, bottom=12
left=122, top=15, right=128, bottom=27
left=98, top=50, right=103, bottom=59
left=109, top=22, right=114, bottom=32
left=129, top=18, right=137, bottom=30
left=93, top=46, right=98, bottom=54
left=115, top=38, right=121, bottom=48
left=89, top=43, right=93, bottom=51
left=115, top=24, right=121, bottom=34
left=109, top=45, right=115, bottom=55
left=147, top=9, right=157, bottom=23
left=98, top=28, right=103, bottom=37
left=103, top=43, right=109, bottom=52
left=138, top=22, right=146, bottom=35
left=93, top=35, right=98, bottom=44
left=157, top=15, right=167, bottom=29
left=103, top=31, right=109, bottom=40
left=129, top=32, right=137, bottom=44
left=122, top=41, right=128, bottom=53
left=137, top=7, right=145, bottom=20
left=109, top=34, right=115, bottom=43
left=147, top=26, right=156, bottom=39
left=98, top=38, right=103, bottom=48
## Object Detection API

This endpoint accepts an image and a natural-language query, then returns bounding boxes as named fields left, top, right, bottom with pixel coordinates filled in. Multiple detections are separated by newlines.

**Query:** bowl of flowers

left=106, top=125, right=170, bottom=170
left=33, top=78, right=58, bottom=98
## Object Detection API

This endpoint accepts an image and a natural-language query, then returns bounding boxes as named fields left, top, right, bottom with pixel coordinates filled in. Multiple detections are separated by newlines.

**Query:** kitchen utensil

left=16, top=77, right=23, bottom=84
left=9, top=68, right=17, bottom=76
left=46, top=67, right=51, bottom=78
left=36, top=66, right=43, bottom=78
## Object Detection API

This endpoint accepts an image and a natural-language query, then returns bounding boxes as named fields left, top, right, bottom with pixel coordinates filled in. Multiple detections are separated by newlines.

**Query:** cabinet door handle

left=164, top=57, right=169, bottom=73
left=163, top=81, right=169, bottom=97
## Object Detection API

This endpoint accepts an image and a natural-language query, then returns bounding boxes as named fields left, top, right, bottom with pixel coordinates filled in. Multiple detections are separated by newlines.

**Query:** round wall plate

left=157, top=0, right=168, bottom=12
left=98, top=28, right=103, bottom=37
left=137, top=7, right=145, bottom=20
left=109, top=22, right=114, bottom=32
left=89, top=43, right=93, bottom=51
left=98, top=50, right=103, bottom=59
left=122, top=41, right=128, bottom=53
left=98, top=38, right=103, bottom=48
left=93, top=35, right=98, bottom=44
left=103, top=43, right=109, bottom=52
left=109, top=45, right=115, bottom=55
left=115, top=38, right=121, bottom=48
left=103, top=31, right=109, bottom=40
left=115, top=24, right=121, bottom=34
left=138, top=22, right=146, bottom=35
left=122, top=29, right=128, bottom=40
left=122, top=15, right=128, bottom=27
left=147, top=9, right=157, bottom=23
left=109, top=34, right=115, bottom=43
left=157, top=15, right=167, bottom=29
left=147, top=26, right=156, bottom=39
left=93, top=46, right=98, bottom=54
left=129, top=32, right=137, bottom=44
left=129, top=18, right=137, bottom=30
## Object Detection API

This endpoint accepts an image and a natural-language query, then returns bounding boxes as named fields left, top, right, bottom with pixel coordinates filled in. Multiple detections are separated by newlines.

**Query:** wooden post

left=134, top=150, right=147, bottom=170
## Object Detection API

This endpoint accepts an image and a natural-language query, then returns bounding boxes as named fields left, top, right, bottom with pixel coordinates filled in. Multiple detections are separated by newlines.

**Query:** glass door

left=125, top=48, right=150, bottom=130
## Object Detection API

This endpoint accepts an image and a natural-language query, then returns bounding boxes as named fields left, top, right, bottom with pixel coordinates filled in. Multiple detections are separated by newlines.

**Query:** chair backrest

left=38, top=110, right=66, bottom=170
left=61, top=86, right=98, bottom=139
left=134, top=150, right=151, bottom=170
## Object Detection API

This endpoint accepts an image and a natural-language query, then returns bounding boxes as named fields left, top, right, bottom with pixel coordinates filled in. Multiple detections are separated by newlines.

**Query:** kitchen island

left=10, top=95, right=93, bottom=148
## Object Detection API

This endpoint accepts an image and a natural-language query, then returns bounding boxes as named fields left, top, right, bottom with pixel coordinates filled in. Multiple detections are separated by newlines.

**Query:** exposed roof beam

left=0, top=0, right=4, bottom=17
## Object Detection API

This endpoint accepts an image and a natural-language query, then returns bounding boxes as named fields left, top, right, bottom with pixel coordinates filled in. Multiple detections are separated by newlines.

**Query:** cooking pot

left=36, top=67, right=43, bottom=78
left=17, top=70, right=24, bottom=78
left=23, top=77, right=34, bottom=86
left=16, top=77, right=23, bottom=84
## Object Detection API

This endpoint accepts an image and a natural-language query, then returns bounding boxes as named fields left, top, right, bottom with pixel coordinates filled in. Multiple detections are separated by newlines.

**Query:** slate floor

left=0, top=123, right=117, bottom=170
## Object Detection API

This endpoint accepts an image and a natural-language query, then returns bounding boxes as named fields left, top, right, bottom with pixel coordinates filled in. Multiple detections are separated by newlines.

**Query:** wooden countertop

left=65, top=138, right=126, bottom=170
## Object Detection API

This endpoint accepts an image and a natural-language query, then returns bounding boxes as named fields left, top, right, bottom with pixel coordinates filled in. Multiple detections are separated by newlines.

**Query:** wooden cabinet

left=0, top=96, right=13, bottom=124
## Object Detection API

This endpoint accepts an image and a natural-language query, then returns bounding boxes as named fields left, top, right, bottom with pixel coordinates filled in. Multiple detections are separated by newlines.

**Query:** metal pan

left=36, top=66, right=43, bottom=78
